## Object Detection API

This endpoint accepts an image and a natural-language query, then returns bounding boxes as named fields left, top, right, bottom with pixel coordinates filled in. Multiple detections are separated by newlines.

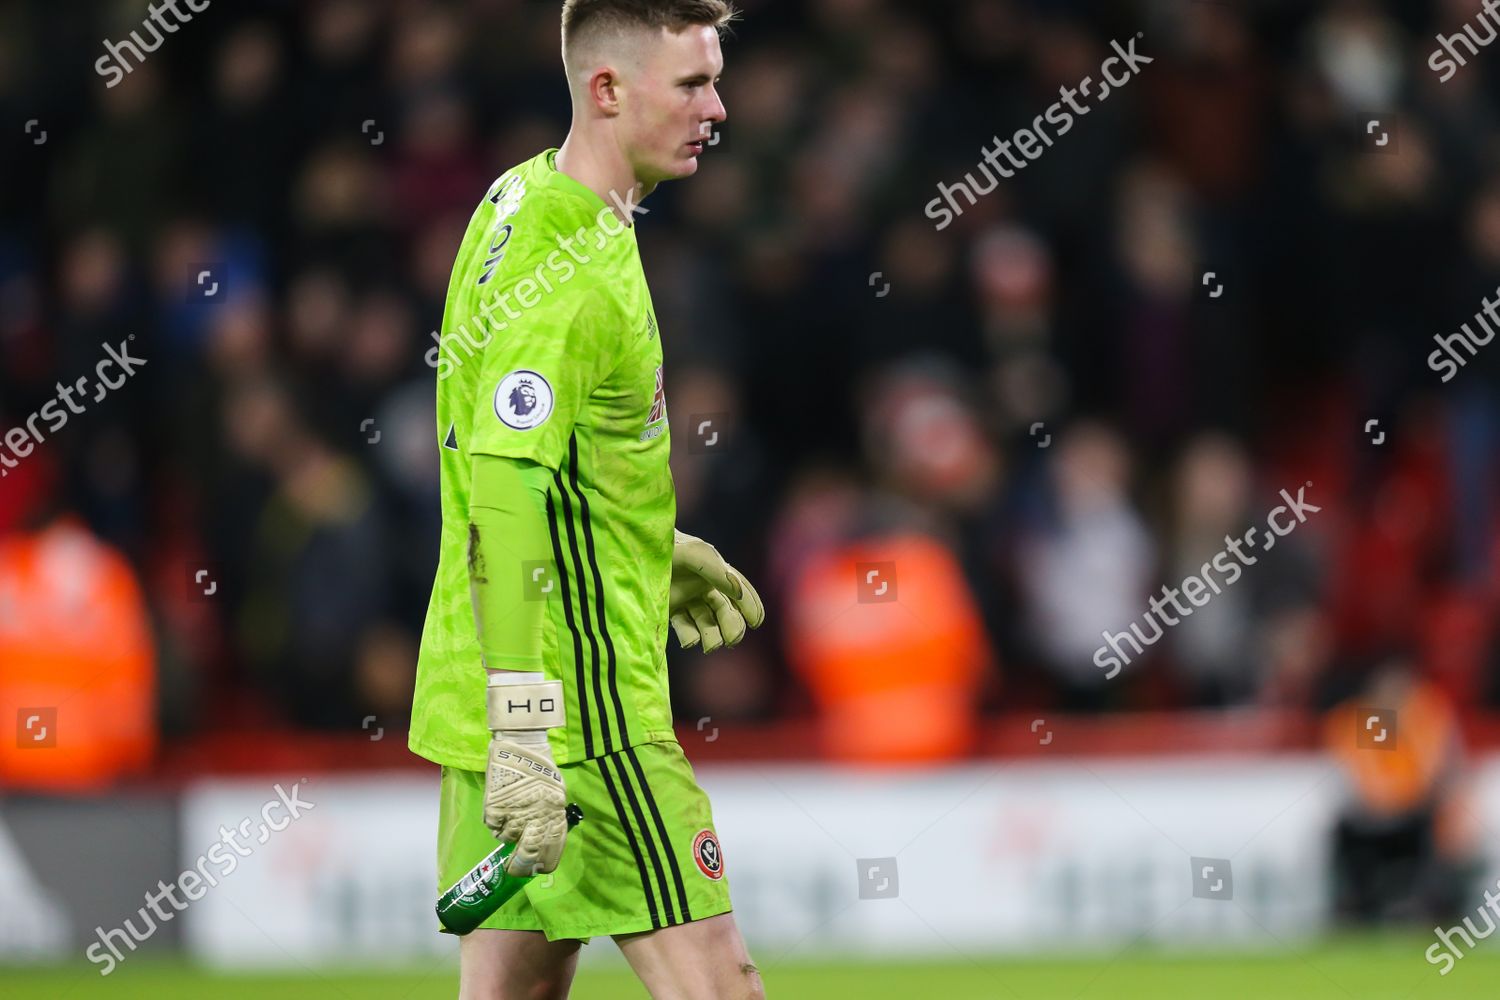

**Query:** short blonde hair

left=561, top=0, right=738, bottom=61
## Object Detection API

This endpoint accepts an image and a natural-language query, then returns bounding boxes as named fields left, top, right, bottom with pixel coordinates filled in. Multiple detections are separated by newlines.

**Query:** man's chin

left=631, top=158, right=696, bottom=193
left=660, top=156, right=701, bottom=180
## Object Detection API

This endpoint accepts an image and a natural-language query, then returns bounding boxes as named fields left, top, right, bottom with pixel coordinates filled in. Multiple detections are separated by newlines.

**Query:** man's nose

left=705, top=86, right=726, bottom=124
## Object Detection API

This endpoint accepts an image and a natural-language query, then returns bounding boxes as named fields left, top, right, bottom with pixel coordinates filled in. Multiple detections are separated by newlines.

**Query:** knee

left=524, top=978, right=572, bottom=1000
left=510, top=970, right=574, bottom=1000
left=461, top=978, right=569, bottom=1000
left=738, top=960, right=766, bottom=1000
left=693, top=959, right=765, bottom=999
left=460, top=964, right=572, bottom=1000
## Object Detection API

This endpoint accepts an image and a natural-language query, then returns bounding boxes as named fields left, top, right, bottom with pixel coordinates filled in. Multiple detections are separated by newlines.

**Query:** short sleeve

left=468, top=281, right=620, bottom=471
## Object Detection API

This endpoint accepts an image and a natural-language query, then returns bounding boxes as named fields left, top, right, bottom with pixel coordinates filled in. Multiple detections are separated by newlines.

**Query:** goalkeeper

left=409, top=2, right=768, bottom=997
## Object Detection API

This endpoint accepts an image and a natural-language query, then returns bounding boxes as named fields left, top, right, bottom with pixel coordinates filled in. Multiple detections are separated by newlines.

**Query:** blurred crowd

left=4, top=0, right=1500, bottom=752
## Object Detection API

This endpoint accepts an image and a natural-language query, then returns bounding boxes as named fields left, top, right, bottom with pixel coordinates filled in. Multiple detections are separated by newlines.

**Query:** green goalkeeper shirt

left=410, top=149, right=676, bottom=770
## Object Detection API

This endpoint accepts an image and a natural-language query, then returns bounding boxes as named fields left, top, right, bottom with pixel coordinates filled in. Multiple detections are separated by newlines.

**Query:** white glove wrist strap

left=486, top=676, right=565, bottom=732
left=497, top=729, right=551, bottom=748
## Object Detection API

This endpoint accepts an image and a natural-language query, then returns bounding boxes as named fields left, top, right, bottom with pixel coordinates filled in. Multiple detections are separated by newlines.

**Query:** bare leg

left=459, top=928, right=582, bottom=1000
left=612, top=912, right=764, bottom=1000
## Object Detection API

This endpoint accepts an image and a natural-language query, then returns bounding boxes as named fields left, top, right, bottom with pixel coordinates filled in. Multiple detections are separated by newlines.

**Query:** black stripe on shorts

left=599, top=750, right=661, bottom=929
left=606, top=751, right=678, bottom=926
left=625, top=746, right=692, bottom=923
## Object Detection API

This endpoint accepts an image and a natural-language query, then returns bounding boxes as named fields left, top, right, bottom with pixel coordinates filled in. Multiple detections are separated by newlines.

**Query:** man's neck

left=556, top=129, right=654, bottom=227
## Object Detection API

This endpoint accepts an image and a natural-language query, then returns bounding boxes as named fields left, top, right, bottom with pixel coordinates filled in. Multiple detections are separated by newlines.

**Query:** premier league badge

left=495, top=369, right=554, bottom=430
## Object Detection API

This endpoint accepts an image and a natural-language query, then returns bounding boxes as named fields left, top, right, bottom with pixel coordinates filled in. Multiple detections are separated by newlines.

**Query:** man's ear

left=589, top=67, right=622, bottom=116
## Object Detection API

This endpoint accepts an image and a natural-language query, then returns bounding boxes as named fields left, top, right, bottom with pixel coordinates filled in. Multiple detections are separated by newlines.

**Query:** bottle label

left=450, top=847, right=512, bottom=905
left=458, top=862, right=495, bottom=899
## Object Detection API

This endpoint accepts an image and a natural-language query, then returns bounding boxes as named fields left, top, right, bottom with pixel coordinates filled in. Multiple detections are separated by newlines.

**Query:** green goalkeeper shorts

left=436, top=739, right=733, bottom=941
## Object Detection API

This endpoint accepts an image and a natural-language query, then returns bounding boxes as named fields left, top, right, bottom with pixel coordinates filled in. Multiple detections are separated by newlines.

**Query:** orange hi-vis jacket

left=0, top=519, right=155, bottom=790
left=785, top=531, right=991, bottom=764
left=1324, top=679, right=1457, bottom=817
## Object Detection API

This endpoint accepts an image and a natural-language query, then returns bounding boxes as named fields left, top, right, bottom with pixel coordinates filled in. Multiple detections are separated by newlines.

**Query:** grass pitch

left=3, top=936, right=1494, bottom=998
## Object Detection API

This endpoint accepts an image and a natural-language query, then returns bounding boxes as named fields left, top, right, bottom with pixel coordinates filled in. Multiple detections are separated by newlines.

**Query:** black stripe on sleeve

left=553, top=460, right=612, bottom=754
left=545, top=489, right=593, bottom=757
left=567, top=434, right=630, bottom=746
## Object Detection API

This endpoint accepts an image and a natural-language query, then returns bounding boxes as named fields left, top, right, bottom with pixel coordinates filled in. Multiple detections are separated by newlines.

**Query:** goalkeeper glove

left=669, top=529, right=766, bottom=653
left=484, top=673, right=569, bottom=877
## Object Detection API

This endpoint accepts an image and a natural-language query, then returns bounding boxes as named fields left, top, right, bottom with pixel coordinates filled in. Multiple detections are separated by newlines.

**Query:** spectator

left=1324, top=660, right=1479, bottom=923
left=0, top=509, right=156, bottom=790
left=1014, top=422, right=1154, bottom=709
left=784, top=526, right=994, bottom=764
